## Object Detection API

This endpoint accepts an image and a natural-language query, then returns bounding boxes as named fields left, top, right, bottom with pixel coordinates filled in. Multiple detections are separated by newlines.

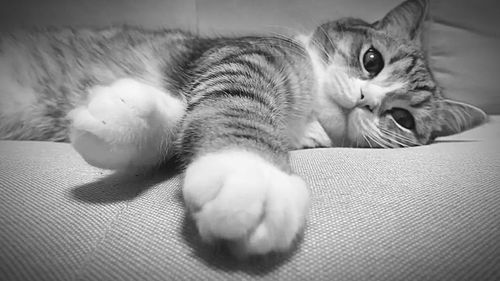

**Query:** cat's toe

left=183, top=150, right=310, bottom=257
left=235, top=172, right=309, bottom=256
left=87, top=78, right=157, bottom=120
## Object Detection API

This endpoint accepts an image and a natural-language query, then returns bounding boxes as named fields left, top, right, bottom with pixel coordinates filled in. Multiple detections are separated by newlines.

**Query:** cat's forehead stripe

left=388, top=50, right=410, bottom=65
left=409, top=91, right=433, bottom=107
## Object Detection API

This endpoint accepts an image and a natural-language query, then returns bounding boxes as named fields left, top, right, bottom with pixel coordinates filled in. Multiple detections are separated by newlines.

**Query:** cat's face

left=310, top=0, right=487, bottom=148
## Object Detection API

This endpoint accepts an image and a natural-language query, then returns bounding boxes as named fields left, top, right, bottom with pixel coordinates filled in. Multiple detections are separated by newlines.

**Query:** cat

left=0, top=0, right=488, bottom=257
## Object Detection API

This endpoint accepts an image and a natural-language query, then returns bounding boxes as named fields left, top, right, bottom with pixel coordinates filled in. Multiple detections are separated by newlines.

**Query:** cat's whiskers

left=379, top=127, right=420, bottom=147
left=359, top=119, right=385, bottom=148
left=308, top=35, right=332, bottom=64
left=359, top=118, right=388, bottom=148
left=381, top=132, right=409, bottom=148
left=376, top=127, right=409, bottom=148
left=361, top=119, right=410, bottom=148
left=366, top=130, right=389, bottom=148
left=362, top=134, right=373, bottom=148
left=383, top=131, right=415, bottom=146
left=370, top=126, right=396, bottom=148
left=366, top=133, right=384, bottom=148
left=357, top=118, right=370, bottom=147
left=379, top=126, right=419, bottom=145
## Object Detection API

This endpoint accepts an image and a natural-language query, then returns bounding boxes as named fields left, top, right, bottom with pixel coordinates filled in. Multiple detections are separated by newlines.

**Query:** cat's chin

left=346, top=107, right=374, bottom=148
left=314, top=98, right=348, bottom=147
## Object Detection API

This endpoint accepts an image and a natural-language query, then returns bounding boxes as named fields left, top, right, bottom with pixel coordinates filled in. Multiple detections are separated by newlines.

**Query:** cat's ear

left=431, top=99, right=488, bottom=139
left=374, top=0, right=428, bottom=42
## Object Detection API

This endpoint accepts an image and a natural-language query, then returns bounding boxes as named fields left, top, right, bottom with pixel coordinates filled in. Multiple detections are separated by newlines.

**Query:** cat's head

left=308, top=0, right=487, bottom=148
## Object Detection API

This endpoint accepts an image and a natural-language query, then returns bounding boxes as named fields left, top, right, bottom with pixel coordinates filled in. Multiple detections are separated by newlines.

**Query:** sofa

left=1, top=0, right=499, bottom=280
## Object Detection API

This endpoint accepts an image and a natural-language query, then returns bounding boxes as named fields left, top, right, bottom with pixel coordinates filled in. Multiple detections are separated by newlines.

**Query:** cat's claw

left=68, top=78, right=184, bottom=170
left=183, top=150, right=310, bottom=257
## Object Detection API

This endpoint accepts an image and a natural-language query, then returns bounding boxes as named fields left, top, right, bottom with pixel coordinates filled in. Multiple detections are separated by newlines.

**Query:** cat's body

left=0, top=0, right=488, bottom=257
left=0, top=28, right=197, bottom=142
left=0, top=27, right=321, bottom=164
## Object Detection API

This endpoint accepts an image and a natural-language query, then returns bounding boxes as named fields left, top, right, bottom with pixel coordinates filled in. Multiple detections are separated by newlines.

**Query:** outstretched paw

left=183, top=150, right=310, bottom=257
left=68, top=78, right=184, bottom=170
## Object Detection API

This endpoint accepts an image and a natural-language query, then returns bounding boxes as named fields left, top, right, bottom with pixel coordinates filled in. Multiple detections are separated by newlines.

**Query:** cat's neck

left=295, top=33, right=348, bottom=147
left=295, top=34, right=327, bottom=101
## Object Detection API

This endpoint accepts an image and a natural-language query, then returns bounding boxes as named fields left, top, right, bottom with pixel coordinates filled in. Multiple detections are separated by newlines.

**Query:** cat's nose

left=357, top=90, right=379, bottom=112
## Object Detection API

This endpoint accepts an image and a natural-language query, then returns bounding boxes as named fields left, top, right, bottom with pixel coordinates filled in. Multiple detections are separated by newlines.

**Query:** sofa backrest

left=2, top=0, right=498, bottom=113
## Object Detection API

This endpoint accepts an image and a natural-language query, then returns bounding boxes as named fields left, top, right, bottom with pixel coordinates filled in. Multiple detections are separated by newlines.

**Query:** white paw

left=68, top=78, right=185, bottom=170
left=183, top=150, right=310, bottom=257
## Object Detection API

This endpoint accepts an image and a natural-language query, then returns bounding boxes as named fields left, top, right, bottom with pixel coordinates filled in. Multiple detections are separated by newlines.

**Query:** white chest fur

left=296, top=34, right=348, bottom=147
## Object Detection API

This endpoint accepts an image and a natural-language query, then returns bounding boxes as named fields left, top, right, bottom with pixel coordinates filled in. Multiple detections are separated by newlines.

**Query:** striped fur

left=0, top=0, right=489, bottom=257
left=179, top=36, right=316, bottom=169
left=0, top=1, right=487, bottom=155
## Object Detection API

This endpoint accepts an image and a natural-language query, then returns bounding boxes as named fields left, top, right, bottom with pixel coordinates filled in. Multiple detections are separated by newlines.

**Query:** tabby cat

left=0, top=0, right=487, bottom=257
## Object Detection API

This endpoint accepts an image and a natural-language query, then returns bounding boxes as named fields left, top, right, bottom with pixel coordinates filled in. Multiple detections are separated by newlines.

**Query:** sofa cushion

left=1, top=117, right=499, bottom=280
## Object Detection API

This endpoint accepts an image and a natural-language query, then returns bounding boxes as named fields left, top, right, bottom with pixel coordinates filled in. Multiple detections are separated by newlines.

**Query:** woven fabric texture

left=1, top=117, right=499, bottom=281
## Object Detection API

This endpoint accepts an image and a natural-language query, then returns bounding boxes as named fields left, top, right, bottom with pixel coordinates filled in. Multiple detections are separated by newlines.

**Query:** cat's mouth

left=346, top=107, right=375, bottom=148
left=314, top=104, right=373, bottom=148
left=345, top=106, right=423, bottom=148
left=315, top=90, right=419, bottom=148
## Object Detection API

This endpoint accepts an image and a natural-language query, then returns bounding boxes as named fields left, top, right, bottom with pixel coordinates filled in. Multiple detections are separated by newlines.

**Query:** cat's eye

left=362, top=47, right=384, bottom=77
left=388, top=108, right=415, bottom=130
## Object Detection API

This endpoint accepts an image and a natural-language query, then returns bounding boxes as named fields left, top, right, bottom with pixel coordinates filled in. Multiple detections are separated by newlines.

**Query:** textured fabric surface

left=1, top=117, right=499, bottom=281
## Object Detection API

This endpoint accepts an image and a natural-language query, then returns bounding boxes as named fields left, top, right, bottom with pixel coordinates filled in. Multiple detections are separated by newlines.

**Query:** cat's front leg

left=68, top=78, right=185, bottom=170
left=180, top=103, right=310, bottom=257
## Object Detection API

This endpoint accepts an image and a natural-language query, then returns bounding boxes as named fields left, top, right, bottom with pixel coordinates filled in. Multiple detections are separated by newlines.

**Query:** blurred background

left=1, top=0, right=499, bottom=114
